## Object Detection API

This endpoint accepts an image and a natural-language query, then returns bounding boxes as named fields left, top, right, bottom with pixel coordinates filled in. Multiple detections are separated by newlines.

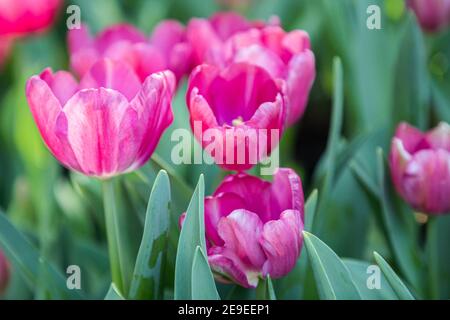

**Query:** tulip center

left=232, top=116, right=244, bottom=126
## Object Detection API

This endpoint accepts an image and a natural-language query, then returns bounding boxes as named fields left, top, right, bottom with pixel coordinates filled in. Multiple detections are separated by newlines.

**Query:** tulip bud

left=407, top=0, right=450, bottom=32
left=389, top=122, right=450, bottom=214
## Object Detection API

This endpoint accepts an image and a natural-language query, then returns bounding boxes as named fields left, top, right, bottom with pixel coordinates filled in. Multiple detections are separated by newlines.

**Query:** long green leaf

left=373, top=252, right=415, bottom=300
left=304, top=189, right=318, bottom=232
left=129, top=170, right=171, bottom=300
left=191, top=246, right=220, bottom=300
left=343, top=259, right=397, bottom=300
left=174, top=175, right=206, bottom=300
left=303, top=231, right=361, bottom=300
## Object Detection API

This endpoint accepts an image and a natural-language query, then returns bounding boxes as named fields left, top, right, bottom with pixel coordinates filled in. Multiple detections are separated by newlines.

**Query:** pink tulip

left=389, top=122, right=450, bottom=214
left=186, top=62, right=286, bottom=171
left=25, top=58, right=174, bottom=178
left=0, top=249, right=9, bottom=295
left=68, top=21, right=192, bottom=83
left=180, top=168, right=304, bottom=288
left=407, top=0, right=450, bottom=32
left=186, top=11, right=279, bottom=66
left=224, top=26, right=315, bottom=125
left=0, top=0, right=61, bottom=36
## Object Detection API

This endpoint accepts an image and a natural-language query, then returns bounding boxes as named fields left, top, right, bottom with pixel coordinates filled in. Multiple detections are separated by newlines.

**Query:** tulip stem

left=103, top=178, right=125, bottom=295
left=256, top=277, right=267, bottom=300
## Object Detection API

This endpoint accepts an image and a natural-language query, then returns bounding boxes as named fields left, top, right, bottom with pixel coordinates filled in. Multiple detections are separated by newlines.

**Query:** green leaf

left=191, top=246, right=220, bottom=300
left=303, top=231, right=361, bottom=300
left=256, top=275, right=277, bottom=300
left=129, top=170, right=171, bottom=300
left=426, top=215, right=450, bottom=299
left=174, top=175, right=206, bottom=300
left=304, top=189, right=318, bottom=232
left=375, top=148, right=421, bottom=289
left=104, top=283, right=125, bottom=300
left=0, top=210, right=83, bottom=299
left=343, top=259, right=397, bottom=300
left=373, top=252, right=415, bottom=300
left=314, top=57, right=343, bottom=234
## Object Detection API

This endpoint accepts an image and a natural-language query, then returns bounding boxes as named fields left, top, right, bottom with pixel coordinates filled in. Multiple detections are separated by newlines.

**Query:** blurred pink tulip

left=68, top=21, right=192, bottom=83
left=224, top=26, right=315, bottom=125
left=186, top=62, right=286, bottom=171
left=0, top=0, right=61, bottom=36
left=180, top=168, right=304, bottom=288
left=407, top=0, right=450, bottom=32
left=390, top=122, right=450, bottom=214
left=26, top=58, right=174, bottom=178
left=0, top=249, right=9, bottom=295
left=186, top=11, right=279, bottom=66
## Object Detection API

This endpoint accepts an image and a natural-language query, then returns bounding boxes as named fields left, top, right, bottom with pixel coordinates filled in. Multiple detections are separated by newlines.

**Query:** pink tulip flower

left=25, top=58, right=174, bottom=178
left=186, top=11, right=279, bottom=66
left=68, top=21, right=192, bottom=83
left=390, top=122, right=450, bottom=214
left=186, top=62, right=286, bottom=171
left=407, top=0, right=450, bottom=32
left=180, top=168, right=305, bottom=288
left=0, top=249, right=9, bottom=295
left=0, top=0, right=61, bottom=36
left=224, top=26, right=315, bottom=125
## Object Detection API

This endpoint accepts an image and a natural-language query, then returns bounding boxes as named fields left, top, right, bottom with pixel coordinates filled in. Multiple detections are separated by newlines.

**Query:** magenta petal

left=63, top=88, right=133, bottom=176
left=286, top=50, right=315, bottom=125
left=186, top=18, right=223, bottom=65
left=79, top=58, right=141, bottom=101
left=25, top=76, right=81, bottom=171
left=209, top=12, right=252, bottom=40
left=150, top=20, right=186, bottom=55
left=260, top=209, right=303, bottom=278
left=217, top=209, right=266, bottom=269
left=394, top=122, right=427, bottom=153
left=0, top=249, right=9, bottom=295
left=402, top=149, right=450, bottom=214
left=425, top=122, right=450, bottom=151
left=96, top=24, right=146, bottom=53
left=270, top=168, right=304, bottom=221
left=130, top=70, right=175, bottom=166
left=39, top=68, right=79, bottom=105
left=205, top=193, right=246, bottom=246
left=208, top=247, right=260, bottom=288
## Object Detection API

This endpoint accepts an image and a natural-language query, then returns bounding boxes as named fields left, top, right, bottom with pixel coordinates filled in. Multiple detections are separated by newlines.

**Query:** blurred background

left=0, top=0, right=449, bottom=299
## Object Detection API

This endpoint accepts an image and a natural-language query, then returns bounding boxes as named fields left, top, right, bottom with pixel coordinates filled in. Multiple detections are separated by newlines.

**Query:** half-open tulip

left=389, top=122, right=450, bottom=214
left=68, top=21, right=192, bottom=83
left=0, top=249, right=9, bottom=295
left=224, top=26, right=315, bottom=125
left=407, top=0, right=450, bottom=32
left=0, top=0, right=61, bottom=36
left=180, top=168, right=304, bottom=288
left=186, top=62, right=286, bottom=171
left=25, top=58, right=174, bottom=178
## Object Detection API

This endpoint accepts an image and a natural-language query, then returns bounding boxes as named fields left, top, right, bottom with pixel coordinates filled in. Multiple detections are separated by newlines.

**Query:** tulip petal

left=270, top=168, right=304, bottom=221
left=402, top=149, right=450, bottom=214
left=425, top=122, right=450, bottom=151
left=286, top=50, right=315, bottom=125
left=260, top=209, right=303, bottom=278
left=205, top=193, right=246, bottom=246
left=394, top=122, right=427, bottom=153
left=96, top=23, right=146, bottom=53
left=25, top=76, right=81, bottom=171
left=130, top=70, right=175, bottom=166
left=217, top=209, right=266, bottom=269
left=63, top=87, right=134, bottom=176
left=39, top=68, right=79, bottom=105
left=79, top=58, right=141, bottom=101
